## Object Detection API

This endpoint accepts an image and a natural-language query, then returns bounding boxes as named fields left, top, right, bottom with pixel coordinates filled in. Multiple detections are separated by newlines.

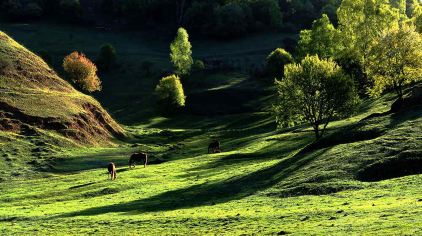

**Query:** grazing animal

left=129, top=152, right=148, bottom=168
left=208, top=140, right=221, bottom=154
left=108, top=162, right=116, bottom=180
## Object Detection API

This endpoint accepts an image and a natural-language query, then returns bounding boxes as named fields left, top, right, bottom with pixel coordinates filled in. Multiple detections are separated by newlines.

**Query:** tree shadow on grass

left=181, top=132, right=313, bottom=178
left=57, top=146, right=327, bottom=217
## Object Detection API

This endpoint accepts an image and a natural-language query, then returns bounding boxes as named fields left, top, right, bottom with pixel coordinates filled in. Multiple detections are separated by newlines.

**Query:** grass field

left=1, top=23, right=422, bottom=235
left=1, top=91, right=422, bottom=234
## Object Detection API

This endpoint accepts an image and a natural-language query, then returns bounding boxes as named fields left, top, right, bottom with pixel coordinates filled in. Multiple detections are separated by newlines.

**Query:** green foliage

left=214, top=3, right=248, bottom=38
left=170, top=27, right=193, bottom=76
left=367, top=24, right=422, bottom=98
left=335, top=52, right=368, bottom=97
left=320, top=2, right=340, bottom=23
left=59, top=0, right=83, bottom=23
left=249, top=0, right=283, bottom=30
left=296, top=14, right=339, bottom=59
left=416, top=14, right=422, bottom=32
left=155, top=74, right=186, bottom=111
left=63, top=51, right=101, bottom=93
left=266, top=48, right=294, bottom=79
left=275, top=55, right=359, bottom=139
left=1, top=0, right=43, bottom=20
left=184, top=1, right=216, bottom=35
left=97, top=43, right=117, bottom=71
left=337, top=0, right=400, bottom=67
left=336, top=0, right=402, bottom=97
left=413, top=3, right=422, bottom=32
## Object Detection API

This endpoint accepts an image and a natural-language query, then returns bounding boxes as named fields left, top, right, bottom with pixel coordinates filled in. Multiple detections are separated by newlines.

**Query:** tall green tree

left=170, top=27, right=193, bottom=76
left=274, top=55, right=359, bottom=139
left=296, top=14, right=340, bottom=59
left=337, top=0, right=400, bottom=68
left=367, top=24, right=422, bottom=99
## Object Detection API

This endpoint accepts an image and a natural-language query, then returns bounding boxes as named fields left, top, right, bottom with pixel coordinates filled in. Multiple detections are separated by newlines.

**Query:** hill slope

left=0, top=31, right=124, bottom=145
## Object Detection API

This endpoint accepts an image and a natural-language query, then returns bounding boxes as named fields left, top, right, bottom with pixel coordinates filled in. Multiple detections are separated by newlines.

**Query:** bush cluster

left=63, top=51, right=101, bottom=93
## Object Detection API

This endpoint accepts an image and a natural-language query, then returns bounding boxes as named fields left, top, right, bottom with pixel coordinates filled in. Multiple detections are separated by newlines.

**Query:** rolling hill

left=0, top=31, right=124, bottom=179
left=0, top=31, right=124, bottom=144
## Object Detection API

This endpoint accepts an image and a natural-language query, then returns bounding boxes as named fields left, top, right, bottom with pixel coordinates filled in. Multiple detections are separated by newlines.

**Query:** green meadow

left=0, top=21, right=422, bottom=235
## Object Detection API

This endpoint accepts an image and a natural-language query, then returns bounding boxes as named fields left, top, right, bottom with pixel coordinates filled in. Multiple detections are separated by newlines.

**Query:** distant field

left=0, top=22, right=295, bottom=124
left=0, top=23, right=295, bottom=68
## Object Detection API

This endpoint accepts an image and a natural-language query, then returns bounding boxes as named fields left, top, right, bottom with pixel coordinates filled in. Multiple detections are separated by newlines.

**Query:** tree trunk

left=313, top=124, right=321, bottom=140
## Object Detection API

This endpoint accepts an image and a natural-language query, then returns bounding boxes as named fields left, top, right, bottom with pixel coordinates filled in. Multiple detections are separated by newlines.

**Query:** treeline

left=0, top=0, right=341, bottom=38
left=272, top=0, right=422, bottom=139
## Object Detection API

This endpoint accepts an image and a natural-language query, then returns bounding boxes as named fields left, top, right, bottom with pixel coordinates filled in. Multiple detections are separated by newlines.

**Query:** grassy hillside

left=0, top=23, right=421, bottom=234
left=0, top=31, right=125, bottom=179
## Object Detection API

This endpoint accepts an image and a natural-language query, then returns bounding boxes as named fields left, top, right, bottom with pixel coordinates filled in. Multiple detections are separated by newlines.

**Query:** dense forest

left=0, top=0, right=342, bottom=37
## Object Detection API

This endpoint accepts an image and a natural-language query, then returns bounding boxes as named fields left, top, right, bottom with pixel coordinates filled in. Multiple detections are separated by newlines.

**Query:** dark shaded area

left=391, top=85, right=422, bottom=113
left=69, top=182, right=96, bottom=190
left=186, top=88, right=270, bottom=115
left=304, top=125, right=385, bottom=153
left=81, top=187, right=120, bottom=198
left=269, top=182, right=362, bottom=198
left=357, top=150, right=422, bottom=182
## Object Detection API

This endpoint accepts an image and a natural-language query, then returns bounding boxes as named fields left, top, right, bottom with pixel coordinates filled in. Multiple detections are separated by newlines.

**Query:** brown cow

left=108, top=162, right=116, bottom=180
left=208, top=140, right=221, bottom=154
left=129, top=153, right=148, bottom=168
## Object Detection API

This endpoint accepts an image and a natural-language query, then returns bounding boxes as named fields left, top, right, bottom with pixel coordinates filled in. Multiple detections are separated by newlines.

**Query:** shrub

left=63, top=51, right=101, bottom=93
left=155, top=75, right=186, bottom=112
left=192, top=60, right=205, bottom=72
left=266, top=48, right=294, bottom=79
left=97, top=43, right=117, bottom=71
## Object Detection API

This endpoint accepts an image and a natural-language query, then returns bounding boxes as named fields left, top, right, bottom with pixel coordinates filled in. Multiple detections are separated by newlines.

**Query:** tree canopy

left=170, top=27, right=193, bottom=76
left=296, top=14, right=339, bottom=59
left=275, top=55, right=359, bottom=139
left=337, top=0, right=400, bottom=67
left=367, top=24, right=422, bottom=99
left=63, top=51, right=101, bottom=93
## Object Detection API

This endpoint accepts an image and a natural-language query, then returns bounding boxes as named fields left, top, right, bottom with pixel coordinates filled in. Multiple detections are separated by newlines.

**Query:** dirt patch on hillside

left=0, top=101, right=124, bottom=145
